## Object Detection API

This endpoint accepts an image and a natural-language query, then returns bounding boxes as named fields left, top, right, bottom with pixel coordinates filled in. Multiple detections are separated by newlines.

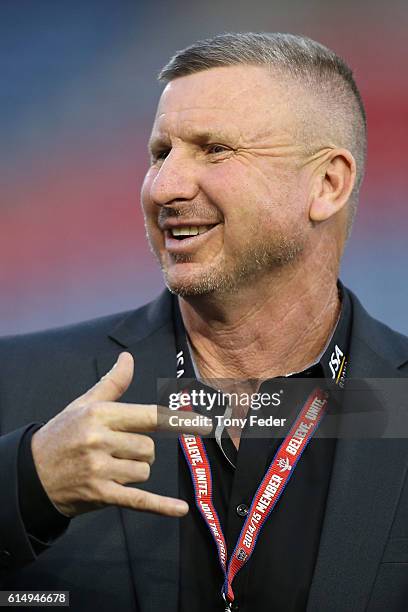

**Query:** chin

left=164, top=275, right=214, bottom=297
left=162, top=263, right=216, bottom=297
left=162, top=263, right=244, bottom=298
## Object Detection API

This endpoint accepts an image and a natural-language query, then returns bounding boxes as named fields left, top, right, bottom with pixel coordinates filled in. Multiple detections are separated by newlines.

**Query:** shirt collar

left=174, top=280, right=352, bottom=385
left=286, top=281, right=352, bottom=384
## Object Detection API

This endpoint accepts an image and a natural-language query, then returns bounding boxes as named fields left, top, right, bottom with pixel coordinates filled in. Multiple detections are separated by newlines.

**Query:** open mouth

left=163, top=223, right=221, bottom=254
left=169, top=224, right=217, bottom=240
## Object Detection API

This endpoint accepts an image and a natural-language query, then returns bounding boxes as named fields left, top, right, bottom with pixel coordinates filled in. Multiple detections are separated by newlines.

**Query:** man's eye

left=207, top=144, right=230, bottom=155
left=152, top=149, right=170, bottom=163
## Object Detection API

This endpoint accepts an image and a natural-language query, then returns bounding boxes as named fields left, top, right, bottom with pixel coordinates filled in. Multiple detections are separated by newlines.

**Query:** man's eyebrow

left=148, top=129, right=236, bottom=153
left=186, top=128, right=238, bottom=145
left=187, top=130, right=229, bottom=144
left=148, top=136, right=170, bottom=154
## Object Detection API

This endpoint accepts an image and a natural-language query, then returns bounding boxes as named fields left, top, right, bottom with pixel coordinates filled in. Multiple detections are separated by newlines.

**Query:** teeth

left=171, top=225, right=212, bottom=237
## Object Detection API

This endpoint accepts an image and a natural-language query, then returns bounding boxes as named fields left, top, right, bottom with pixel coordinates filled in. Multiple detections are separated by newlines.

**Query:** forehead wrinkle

left=151, top=110, right=242, bottom=146
left=155, top=106, right=239, bottom=128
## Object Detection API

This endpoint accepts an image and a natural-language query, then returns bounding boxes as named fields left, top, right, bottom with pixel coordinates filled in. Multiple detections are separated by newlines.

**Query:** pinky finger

left=104, top=482, right=190, bottom=517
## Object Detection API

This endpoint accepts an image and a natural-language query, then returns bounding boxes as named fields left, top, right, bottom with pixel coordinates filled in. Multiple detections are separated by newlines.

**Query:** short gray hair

left=158, top=32, right=367, bottom=235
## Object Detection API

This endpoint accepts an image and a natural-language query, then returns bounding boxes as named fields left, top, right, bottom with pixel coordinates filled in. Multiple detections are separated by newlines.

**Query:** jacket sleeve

left=0, top=423, right=69, bottom=573
left=18, top=424, right=71, bottom=542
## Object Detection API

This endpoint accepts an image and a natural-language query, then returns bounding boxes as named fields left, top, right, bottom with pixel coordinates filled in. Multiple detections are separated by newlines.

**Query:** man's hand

left=31, top=352, right=208, bottom=518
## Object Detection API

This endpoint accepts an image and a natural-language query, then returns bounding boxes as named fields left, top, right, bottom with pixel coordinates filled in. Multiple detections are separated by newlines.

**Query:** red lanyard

left=179, top=387, right=329, bottom=610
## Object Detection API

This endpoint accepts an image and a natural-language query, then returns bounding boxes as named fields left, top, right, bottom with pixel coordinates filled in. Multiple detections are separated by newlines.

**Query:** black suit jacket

left=1, top=287, right=408, bottom=612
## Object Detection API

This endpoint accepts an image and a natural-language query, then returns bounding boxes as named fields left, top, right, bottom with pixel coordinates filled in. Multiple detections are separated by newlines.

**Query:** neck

left=178, top=265, right=341, bottom=382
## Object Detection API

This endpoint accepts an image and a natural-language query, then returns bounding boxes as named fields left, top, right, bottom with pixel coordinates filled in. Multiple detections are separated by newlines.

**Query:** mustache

left=157, top=203, right=221, bottom=227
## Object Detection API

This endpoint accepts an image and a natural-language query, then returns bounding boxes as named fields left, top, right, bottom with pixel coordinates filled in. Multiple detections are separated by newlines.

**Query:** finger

left=108, top=432, right=155, bottom=464
left=102, top=403, right=213, bottom=436
left=108, top=458, right=152, bottom=485
left=79, top=352, right=134, bottom=404
left=103, top=403, right=159, bottom=431
left=105, top=482, right=189, bottom=517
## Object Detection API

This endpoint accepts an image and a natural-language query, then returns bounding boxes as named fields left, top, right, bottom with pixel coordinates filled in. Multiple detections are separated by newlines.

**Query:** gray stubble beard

left=155, top=229, right=305, bottom=298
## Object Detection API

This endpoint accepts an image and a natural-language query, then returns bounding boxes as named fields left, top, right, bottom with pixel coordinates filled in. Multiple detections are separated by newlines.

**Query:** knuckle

left=102, top=376, right=126, bottom=397
left=133, top=490, right=149, bottom=511
left=83, top=429, right=104, bottom=449
left=144, top=408, right=158, bottom=430
left=88, top=479, right=106, bottom=502
left=75, top=423, right=106, bottom=452
left=85, top=402, right=104, bottom=420
left=137, top=437, right=155, bottom=463
left=71, top=402, right=88, bottom=421
left=85, top=453, right=105, bottom=478
left=138, top=462, right=151, bottom=482
left=146, top=436, right=155, bottom=454
left=146, top=438, right=155, bottom=464
left=74, top=402, right=102, bottom=426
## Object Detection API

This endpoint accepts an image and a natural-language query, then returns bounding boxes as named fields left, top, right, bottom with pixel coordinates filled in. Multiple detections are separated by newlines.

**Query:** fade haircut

left=158, top=32, right=367, bottom=236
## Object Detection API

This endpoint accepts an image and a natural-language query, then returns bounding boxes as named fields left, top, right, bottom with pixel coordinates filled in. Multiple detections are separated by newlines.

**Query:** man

left=1, top=32, right=407, bottom=612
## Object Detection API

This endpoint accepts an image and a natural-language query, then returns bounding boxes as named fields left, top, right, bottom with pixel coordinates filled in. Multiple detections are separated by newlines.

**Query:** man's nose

left=149, top=150, right=199, bottom=206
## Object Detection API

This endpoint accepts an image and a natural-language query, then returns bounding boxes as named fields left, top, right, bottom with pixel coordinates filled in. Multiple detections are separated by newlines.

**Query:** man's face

left=141, top=64, right=311, bottom=297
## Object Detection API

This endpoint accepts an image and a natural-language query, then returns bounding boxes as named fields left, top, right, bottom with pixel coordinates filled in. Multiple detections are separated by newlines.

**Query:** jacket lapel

left=307, top=292, right=408, bottom=612
left=96, top=291, right=181, bottom=612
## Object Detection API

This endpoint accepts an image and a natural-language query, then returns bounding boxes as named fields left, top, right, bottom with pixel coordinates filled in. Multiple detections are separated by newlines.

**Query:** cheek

left=140, top=171, right=165, bottom=251
left=140, top=169, right=156, bottom=216
left=204, top=163, right=280, bottom=231
left=199, top=163, right=256, bottom=221
left=212, top=163, right=303, bottom=238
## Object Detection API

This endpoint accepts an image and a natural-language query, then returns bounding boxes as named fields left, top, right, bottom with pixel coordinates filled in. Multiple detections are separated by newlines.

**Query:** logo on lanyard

left=236, top=548, right=247, bottom=562
left=276, top=456, right=292, bottom=472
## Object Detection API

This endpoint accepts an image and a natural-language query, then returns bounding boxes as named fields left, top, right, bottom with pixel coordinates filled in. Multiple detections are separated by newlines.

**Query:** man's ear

left=309, top=149, right=357, bottom=222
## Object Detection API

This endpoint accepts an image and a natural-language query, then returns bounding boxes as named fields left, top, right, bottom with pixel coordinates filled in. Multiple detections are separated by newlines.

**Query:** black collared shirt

left=175, top=286, right=352, bottom=611
left=17, top=285, right=352, bottom=612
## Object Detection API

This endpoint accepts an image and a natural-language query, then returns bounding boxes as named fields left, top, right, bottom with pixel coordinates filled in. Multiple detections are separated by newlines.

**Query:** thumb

left=81, top=352, right=134, bottom=403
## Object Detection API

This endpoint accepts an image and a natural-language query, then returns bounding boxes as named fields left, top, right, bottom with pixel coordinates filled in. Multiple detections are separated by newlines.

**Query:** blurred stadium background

left=1, top=0, right=407, bottom=336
